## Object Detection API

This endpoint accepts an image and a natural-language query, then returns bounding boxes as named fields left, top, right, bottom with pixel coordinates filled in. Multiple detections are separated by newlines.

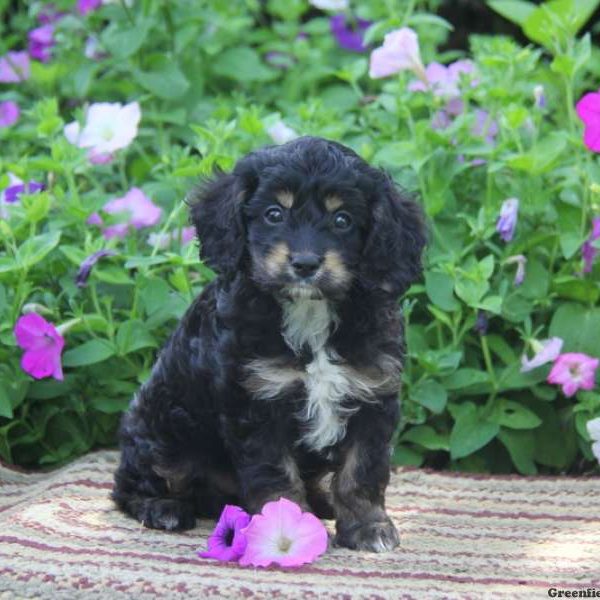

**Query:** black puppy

left=112, top=136, right=426, bottom=552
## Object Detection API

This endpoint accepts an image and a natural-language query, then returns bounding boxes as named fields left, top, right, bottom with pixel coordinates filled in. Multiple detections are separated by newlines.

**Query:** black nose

left=290, top=253, right=322, bottom=278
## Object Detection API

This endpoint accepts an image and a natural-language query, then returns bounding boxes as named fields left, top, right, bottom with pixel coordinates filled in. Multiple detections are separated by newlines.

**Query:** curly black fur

left=112, top=136, right=426, bottom=552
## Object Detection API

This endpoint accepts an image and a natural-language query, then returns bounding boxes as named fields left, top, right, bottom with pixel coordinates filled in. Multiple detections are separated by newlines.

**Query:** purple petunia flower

left=472, top=109, right=499, bottom=145
left=28, top=25, right=55, bottom=63
left=147, top=226, right=196, bottom=249
left=14, top=313, right=65, bottom=381
left=76, top=249, right=117, bottom=287
left=38, top=4, right=65, bottom=24
left=474, top=310, right=488, bottom=336
left=0, top=51, right=30, bottom=83
left=0, top=101, right=20, bottom=128
left=4, top=181, right=45, bottom=203
left=582, top=216, right=600, bottom=273
left=199, top=505, right=251, bottom=561
left=330, top=15, right=372, bottom=53
left=533, top=85, right=546, bottom=109
left=496, top=198, right=519, bottom=242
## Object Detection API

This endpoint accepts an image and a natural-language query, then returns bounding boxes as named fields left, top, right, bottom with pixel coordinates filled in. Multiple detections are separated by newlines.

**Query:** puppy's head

left=190, top=137, right=426, bottom=299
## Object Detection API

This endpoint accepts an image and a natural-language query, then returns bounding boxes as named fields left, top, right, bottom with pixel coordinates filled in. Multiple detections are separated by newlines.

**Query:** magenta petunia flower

left=582, top=216, right=600, bottom=273
left=0, top=101, right=20, bottom=128
left=28, top=25, right=55, bottom=63
left=0, top=51, right=30, bottom=83
left=368, top=27, right=426, bottom=81
left=77, top=0, right=102, bottom=15
left=14, top=313, right=65, bottom=381
left=199, top=505, right=251, bottom=561
left=520, top=337, right=563, bottom=373
left=547, top=353, right=599, bottom=397
left=575, top=90, right=600, bottom=153
left=330, top=15, right=372, bottom=53
left=76, top=249, right=117, bottom=287
left=496, top=198, right=519, bottom=242
left=239, top=497, right=328, bottom=568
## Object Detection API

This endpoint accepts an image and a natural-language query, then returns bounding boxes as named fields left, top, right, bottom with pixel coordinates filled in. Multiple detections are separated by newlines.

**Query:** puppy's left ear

left=360, top=178, right=427, bottom=296
left=188, top=168, right=255, bottom=275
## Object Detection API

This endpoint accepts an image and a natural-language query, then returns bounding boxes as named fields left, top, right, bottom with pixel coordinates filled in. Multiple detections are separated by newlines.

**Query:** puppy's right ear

left=188, top=169, right=251, bottom=275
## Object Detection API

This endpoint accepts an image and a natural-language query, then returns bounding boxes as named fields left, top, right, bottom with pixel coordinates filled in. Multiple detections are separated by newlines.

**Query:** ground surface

left=0, top=450, right=599, bottom=599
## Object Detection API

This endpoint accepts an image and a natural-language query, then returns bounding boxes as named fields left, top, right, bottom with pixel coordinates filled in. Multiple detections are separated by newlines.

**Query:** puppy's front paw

left=334, top=517, right=399, bottom=552
left=140, top=498, right=196, bottom=531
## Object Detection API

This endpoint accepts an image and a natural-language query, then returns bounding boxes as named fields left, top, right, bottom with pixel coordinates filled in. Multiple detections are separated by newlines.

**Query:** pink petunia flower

left=239, top=497, right=328, bottom=568
left=147, top=226, right=195, bottom=249
left=14, top=313, right=65, bottom=381
left=266, top=121, right=298, bottom=145
left=587, top=417, right=600, bottom=463
left=199, top=505, right=251, bottom=561
left=547, top=352, right=599, bottom=397
left=520, top=337, right=563, bottom=373
left=496, top=198, right=519, bottom=242
left=0, top=101, right=20, bottom=128
left=28, top=25, right=55, bottom=63
left=89, top=188, right=162, bottom=239
left=64, top=102, right=141, bottom=163
left=368, top=27, right=426, bottom=81
left=582, top=216, right=600, bottom=274
left=408, top=60, right=475, bottom=98
left=575, top=90, right=600, bottom=153
left=0, top=51, right=30, bottom=83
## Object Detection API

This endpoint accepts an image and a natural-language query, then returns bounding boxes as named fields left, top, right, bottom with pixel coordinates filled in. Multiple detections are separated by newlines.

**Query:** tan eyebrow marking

left=325, top=195, right=343, bottom=212
left=276, top=191, right=294, bottom=209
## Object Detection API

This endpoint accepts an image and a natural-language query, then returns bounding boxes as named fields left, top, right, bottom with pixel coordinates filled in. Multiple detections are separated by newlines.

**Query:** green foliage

left=0, top=0, right=599, bottom=472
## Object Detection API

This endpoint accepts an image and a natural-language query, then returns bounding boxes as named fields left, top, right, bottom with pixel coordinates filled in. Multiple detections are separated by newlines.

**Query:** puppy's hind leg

left=112, top=412, right=197, bottom=531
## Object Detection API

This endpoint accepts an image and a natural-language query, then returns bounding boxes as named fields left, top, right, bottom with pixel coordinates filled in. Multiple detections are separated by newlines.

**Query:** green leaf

left=101, top=19, right=151, bottom=59
left=0, top=385, right=12, bottom=419
left=450, top=404, right=499, bottom=459
left=498, top=428, right=537, bottom=475
left=442, top=368, right=490, bottom=391
left=134, top=61, right=190, bottom=100
left=425, top=270, right=459, bottom=311
left=487, top=0, right=536, bottom=27
left=212, top=47, right=277, bottom=83
left=549, top=303, right=600, bottom=356
left=90, top=396, right=131, bottom=414
left=532, top=403, right=577, bottom=468
left=16, top=231, right=61, bottom=270
left=409, top=379, right=448, bottom=414
left=402, top=425, right=449, bottom=451
left=489, top=398, right=542, bottom=429
left=116, top=320, right=157, bottom=355
left=62, top=339, right=115, bottom=367
left=392, top=444, right=425, bottom=467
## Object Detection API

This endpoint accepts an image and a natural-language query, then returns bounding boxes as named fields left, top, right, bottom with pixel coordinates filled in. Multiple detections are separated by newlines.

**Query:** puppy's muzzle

left=290, top=253, right=323, bottom=280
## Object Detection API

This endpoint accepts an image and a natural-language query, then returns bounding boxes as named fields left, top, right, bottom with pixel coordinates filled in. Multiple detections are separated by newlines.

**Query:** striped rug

left=0, top=450, right=599, bottom=599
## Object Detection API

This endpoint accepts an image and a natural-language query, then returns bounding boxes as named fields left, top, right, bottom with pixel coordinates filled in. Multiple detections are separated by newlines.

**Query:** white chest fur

left=282, top=298, right=361, bottom=452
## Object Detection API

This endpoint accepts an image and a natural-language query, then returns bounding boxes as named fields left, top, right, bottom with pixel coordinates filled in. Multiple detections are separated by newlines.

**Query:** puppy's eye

left=264, top=205, right=284, bottom=225
left=333, top=211, right=353, bottom=230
